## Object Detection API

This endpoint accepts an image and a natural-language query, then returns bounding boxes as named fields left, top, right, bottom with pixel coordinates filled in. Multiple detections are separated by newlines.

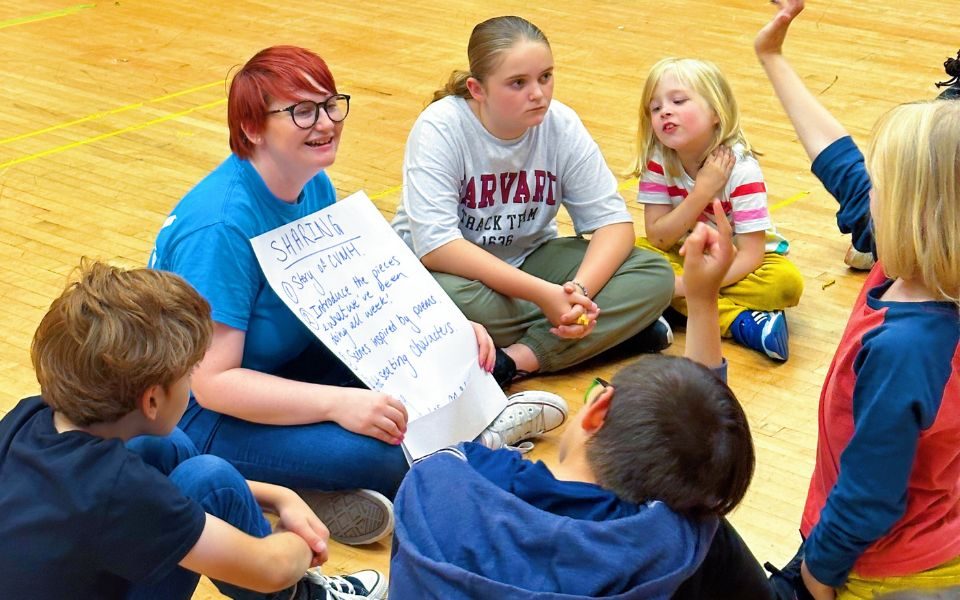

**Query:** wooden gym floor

left=0, top=1, right=954, bottom=596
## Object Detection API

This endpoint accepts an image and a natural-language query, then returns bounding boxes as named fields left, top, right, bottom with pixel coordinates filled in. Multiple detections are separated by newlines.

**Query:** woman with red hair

left=148, top=46, right=407, bottom=546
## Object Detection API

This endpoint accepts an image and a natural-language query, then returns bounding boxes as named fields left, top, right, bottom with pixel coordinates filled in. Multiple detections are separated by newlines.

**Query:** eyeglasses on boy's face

left=583, top=376, right=611, bottom=405
left=267, top=94, right=351, bottom=128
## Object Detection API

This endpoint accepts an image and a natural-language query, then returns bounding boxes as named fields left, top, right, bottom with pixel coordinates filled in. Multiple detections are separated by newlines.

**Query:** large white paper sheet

left=250, top=191, right=506, bottom=459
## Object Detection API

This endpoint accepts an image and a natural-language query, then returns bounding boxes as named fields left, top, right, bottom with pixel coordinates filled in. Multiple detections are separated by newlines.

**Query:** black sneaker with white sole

left=297, top=568, right=387, bottom=600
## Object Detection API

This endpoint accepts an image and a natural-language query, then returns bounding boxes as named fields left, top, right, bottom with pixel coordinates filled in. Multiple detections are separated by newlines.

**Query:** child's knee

left=776, top=264, right=805, bottom=307
left=127, top=429, right=199, bottom=474
left=169, top=454, right=247, bottom=498
left=379, top=450, right=411, bottom=499
left=649, top=255, right=678, bottom=303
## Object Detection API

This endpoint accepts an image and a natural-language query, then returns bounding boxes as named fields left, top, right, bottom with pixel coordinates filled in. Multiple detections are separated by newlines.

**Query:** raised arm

left=754, top=0, right=849, bottom=161
left=678, top=200, right=735, bottom=370
left=755, top=0, right=874, bottom=255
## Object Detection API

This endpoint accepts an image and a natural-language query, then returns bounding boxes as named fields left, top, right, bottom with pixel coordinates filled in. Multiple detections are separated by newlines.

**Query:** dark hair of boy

left=586, top=354, right=755, bottom=516
left=31, top=261, right=212, bottom=426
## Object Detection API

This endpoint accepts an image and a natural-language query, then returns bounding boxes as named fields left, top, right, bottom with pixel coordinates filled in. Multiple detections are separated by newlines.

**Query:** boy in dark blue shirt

left=0, top=262, right=384, bottom=600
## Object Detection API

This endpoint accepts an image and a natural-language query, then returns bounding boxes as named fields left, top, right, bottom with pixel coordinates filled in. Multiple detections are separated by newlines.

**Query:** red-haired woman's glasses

left=267, top=94, right=351, bottom=128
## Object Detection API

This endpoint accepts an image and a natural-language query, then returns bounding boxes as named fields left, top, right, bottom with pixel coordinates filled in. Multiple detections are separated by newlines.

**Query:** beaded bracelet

left=571, top=280, right=589, bottom=298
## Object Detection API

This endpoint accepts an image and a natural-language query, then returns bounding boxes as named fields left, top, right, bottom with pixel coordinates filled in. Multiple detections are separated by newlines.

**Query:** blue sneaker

left=730, top=310, right=789, bottom=361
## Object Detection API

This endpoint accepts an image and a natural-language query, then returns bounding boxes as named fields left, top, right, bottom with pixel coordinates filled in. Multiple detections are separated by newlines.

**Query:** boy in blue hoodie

left=389, top=205, right=774, bottom=600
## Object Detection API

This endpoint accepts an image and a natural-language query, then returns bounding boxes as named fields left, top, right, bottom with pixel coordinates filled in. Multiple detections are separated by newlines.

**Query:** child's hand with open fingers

left=755, top=0, right=806, bottom=59
left=694, top=146, right=735, bottom=200
left=679, top=199, right=736, bottom=300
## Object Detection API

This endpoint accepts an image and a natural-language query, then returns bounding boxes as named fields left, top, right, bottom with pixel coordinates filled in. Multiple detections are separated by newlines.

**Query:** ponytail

left=432, top=70, right=472, bottom=103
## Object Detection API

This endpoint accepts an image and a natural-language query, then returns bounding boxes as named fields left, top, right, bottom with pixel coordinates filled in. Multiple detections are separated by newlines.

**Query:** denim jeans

left=177, top=341, right=410, bottom=499
left=178, top=401, right=409, bottom=498
left=125, top=430, right=288, bottom=600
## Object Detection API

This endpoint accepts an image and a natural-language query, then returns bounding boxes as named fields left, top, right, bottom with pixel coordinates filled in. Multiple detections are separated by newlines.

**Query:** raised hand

left=679, top=199, right=736, bottom=298
left=755, top=0, right=806, bottom=59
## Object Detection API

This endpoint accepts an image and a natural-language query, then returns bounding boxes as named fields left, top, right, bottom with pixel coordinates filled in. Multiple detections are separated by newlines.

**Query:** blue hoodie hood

left=390, top=446, right=716, bottom=599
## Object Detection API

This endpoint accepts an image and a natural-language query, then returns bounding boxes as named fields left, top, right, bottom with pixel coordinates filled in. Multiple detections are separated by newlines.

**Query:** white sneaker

left=844, top=244, right=876, bottom=271
left=295, top=489, right=394, bottom=546
left=477, top=390, right=568, bottom=452
left=304, top=568, right=387, bottom=599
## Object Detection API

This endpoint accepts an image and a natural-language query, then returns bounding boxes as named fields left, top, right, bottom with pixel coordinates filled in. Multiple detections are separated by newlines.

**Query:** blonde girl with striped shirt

left=633, top=57, right=803, bottom=361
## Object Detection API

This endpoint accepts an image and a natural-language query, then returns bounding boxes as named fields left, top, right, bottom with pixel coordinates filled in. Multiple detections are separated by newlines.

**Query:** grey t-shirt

left=392, top=96, right=632, bottom=267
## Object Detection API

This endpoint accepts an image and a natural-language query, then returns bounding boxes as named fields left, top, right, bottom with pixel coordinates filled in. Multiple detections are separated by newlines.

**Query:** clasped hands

left=540, top=281, right=600, bottom=339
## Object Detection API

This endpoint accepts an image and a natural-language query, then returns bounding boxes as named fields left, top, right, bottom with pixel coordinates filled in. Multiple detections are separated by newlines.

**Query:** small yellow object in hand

left=577, top=314, right=590, bottom=326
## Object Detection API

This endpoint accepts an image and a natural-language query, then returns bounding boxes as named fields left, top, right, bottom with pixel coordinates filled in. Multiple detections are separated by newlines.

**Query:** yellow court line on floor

left=0, top=81, right=223, bottom=146
left=0, top=98, right=226, bottom=170
left=1, top=95, right=814, bottom=213
left=369, top=185, right=402, bottom=200
left=770, top=190, right=811, bottom=212
left=0, top=3, right=94, bottom=30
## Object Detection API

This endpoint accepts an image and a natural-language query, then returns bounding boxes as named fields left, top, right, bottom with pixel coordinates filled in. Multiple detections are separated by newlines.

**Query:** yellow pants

left=635, top=237, right=804, bottom=335
left=838, top=556, right=960, bottom=599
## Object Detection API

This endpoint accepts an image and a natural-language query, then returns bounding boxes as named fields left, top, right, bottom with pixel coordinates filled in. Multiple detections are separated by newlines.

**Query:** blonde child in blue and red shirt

left=755, top=1, right=960, bottom=598
left=633, top=57, right=804, bottom=361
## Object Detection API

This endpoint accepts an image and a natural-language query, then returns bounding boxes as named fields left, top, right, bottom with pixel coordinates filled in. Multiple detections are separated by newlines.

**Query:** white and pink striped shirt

left=637, top=146, right=788, bottom=254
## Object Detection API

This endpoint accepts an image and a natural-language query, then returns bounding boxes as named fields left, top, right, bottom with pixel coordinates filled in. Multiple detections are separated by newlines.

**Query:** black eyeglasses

left=583, top=376, right=611, bottom=405
left=267, top=94, right=351, bottom=128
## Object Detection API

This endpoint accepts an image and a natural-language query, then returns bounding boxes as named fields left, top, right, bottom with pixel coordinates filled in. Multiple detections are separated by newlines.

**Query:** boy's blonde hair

left=31, top=261, right=212, bottom=426
left=632, top=58, right=751, bottom=179
left=868, top=100, right=960, bottom=302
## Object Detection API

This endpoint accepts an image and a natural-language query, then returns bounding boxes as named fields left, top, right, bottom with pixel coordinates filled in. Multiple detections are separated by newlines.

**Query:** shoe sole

left=296, top=489, right=394, bottom=546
